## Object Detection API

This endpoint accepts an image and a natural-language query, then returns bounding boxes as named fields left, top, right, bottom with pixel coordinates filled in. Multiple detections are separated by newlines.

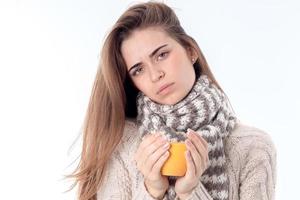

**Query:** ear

left=187, top=47, right=198, bottom=63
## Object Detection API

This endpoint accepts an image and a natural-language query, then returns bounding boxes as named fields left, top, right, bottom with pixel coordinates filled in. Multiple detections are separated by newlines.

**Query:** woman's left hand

left=175, top=129, right=209, bottom=199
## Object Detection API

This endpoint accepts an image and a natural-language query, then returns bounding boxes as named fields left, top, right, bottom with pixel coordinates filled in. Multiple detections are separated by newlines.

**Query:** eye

left=132, top=65, right=144, bottom=76
left=157, top=51, right=169, bottom=61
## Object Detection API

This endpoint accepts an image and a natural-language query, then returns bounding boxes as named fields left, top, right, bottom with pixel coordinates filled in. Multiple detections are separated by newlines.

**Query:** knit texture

left=97, top=120, right=276, bottom=200
left=136, top=75, right=237, bottom=200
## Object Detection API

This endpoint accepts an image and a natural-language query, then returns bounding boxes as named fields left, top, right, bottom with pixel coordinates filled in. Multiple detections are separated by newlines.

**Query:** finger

left=145, top=142, right=170, bottom=170
left=187, top=130, right=208, bottom=157
left=187, top=133, right=209, bottom=175
left=134, top=133, right=160, bottom=162
left=142, top=136, right=168, bottom=160
left=195, top=133, right=208, bottom=151
left=190, top=131, right=209, bottom=166
left=134, top=134, right=159, bottom=172
left=143, top=143, right=170, bottom=180
left=185, top=139, right=202, bottom=176
left=184, top=150, right=196, bottom=178
left=137, top=137, right=169, bottom=174
left=142, top=132, right=159, bottom=141
left=151, top=148, right=170, bottom=175
left=187, top=129, right=208, bottom=150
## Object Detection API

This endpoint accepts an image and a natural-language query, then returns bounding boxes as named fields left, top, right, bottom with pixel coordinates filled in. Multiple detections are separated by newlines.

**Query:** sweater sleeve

left=97, top=150, right=170, bottom=200
left=170, top=126, right=277, bottom=200
left=96, top=151, right=132, bottom=200
left=97, top=120, right=170, bottom=200
left=182, top=181, right=213, bottom=200
left=238, top=132, right=277, bottom=200
left=133, top=172, right=169, bottom=200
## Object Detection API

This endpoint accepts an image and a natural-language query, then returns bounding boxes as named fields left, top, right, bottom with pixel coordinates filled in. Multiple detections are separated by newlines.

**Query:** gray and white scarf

left=136, top=74, right=237, bottom=200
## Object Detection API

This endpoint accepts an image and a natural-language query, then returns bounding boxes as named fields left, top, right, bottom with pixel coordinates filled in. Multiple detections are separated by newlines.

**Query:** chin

left=153, top=91, right=186, bottom=105
left=162, top=100, right=176, bottom=106
left=161, top=95, right=182, bottom=105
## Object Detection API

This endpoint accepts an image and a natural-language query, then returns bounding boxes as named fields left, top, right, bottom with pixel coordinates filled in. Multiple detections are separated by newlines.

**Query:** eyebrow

left=128, top=44, right=168, bottom=74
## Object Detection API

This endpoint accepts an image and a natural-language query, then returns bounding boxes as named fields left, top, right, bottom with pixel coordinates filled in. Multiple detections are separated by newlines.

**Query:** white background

left=0, top=0, right=299, bottom=199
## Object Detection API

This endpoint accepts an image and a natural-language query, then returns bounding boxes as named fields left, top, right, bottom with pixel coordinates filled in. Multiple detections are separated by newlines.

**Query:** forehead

left=120, top=27, right=176, bottom=68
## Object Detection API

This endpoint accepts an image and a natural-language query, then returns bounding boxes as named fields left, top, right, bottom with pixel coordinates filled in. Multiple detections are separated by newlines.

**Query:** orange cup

left=161, top=142, right=187, bottom=176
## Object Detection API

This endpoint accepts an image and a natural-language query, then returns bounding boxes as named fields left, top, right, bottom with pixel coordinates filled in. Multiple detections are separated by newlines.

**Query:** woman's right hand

left=134, top=133, right=170, bottom=199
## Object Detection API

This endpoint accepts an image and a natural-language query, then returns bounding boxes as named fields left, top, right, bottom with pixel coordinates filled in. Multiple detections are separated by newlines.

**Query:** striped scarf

left=136, top=74, right=237, bottom=200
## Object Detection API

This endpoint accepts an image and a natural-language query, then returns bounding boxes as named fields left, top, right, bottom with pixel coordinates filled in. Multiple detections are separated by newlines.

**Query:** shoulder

left=225, top=121, right=277, bottom=183
left=112, top=118, right=140, bottom=161
left=122, top=118, right=141, bottom=147
left=225, top=121, right=276, bottom=157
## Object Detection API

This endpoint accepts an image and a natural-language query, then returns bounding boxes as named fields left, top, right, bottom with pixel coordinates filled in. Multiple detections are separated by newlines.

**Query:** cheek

left=167, top=62, right=189, bottom=79
left=132, top=79, right=149, bottom=94
left=168, top=53, right=189, bottom=71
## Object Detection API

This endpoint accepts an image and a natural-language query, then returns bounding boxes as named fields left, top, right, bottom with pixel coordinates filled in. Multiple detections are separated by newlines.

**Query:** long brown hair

left=66, top=1, right=231, bottom=200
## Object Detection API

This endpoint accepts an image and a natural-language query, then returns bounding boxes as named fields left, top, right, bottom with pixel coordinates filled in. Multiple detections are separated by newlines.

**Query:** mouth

left=157, top=83, right=174, bottom=95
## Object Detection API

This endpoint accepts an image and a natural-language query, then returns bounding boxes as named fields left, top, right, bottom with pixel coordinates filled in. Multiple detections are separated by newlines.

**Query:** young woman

left=68, top=2, right=276, bottom=200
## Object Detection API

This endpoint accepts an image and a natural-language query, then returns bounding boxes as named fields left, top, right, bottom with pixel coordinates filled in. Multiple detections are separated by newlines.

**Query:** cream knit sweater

left=97, top=119, right=276, bottom=200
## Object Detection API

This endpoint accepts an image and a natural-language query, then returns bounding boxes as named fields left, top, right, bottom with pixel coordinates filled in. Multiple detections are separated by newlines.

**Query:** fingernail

left=186, top=150, right=190, bottom=158
left=187, top=128, right=192, bottom=135
left=163, top=143, right=169, bottom=148
left=185, top=140, right=191, bottom=146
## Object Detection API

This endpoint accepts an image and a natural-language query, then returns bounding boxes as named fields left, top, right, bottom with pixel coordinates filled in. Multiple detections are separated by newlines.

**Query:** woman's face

left=121, top=27, right=197, bottom=105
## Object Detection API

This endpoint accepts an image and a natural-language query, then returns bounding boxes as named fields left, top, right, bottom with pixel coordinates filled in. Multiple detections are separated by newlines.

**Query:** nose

left=149, top=66, right=165, bottom=82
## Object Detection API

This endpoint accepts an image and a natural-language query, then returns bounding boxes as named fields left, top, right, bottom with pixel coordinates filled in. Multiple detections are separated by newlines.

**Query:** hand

left=175, top=129, right=209, bottom=199
left=134, top=133, right=170, bottom=199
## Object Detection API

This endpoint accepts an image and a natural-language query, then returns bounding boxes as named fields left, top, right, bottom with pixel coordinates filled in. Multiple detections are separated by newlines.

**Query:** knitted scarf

left=136, top=74, right=237, bottom=200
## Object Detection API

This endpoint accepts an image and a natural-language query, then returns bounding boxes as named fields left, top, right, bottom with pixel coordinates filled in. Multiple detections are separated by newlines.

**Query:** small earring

left=192, top=58, right=195, bottom=63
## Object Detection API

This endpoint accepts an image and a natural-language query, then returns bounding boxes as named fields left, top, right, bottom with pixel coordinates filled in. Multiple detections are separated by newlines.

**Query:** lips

left=157, top=83, right=174, bottom=94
